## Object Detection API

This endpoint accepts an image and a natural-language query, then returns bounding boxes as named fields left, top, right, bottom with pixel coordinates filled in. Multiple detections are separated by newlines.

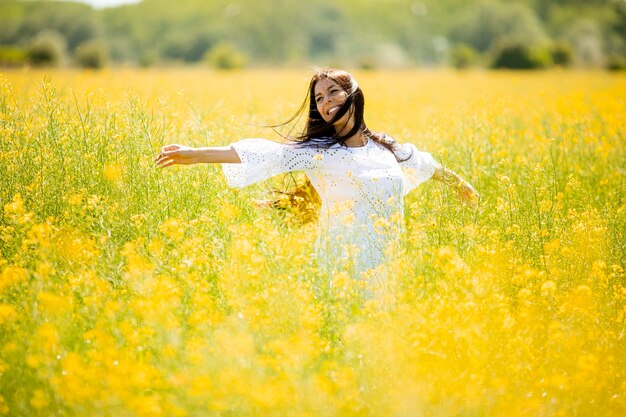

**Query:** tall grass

left=0, top=69, right=625, bottom=416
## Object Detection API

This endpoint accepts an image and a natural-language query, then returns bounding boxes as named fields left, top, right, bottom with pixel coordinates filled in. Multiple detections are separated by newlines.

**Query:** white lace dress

left=221, top=137, right=441, bottom=275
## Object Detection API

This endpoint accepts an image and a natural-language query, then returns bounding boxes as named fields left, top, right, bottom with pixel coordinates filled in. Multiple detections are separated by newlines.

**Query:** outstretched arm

left=432, top=167, right=480, bottom=207
left=155, top=144, right=241, bottom=168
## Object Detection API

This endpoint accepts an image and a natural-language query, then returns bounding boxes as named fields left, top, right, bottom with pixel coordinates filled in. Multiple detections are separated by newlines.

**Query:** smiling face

left=314, top=78, right=351, bottom=125
left=299, top=69, right=366, bottom=144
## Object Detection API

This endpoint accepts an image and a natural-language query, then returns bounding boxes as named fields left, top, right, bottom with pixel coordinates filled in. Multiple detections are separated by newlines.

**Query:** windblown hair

left=262, top=68, right=413, bottom=224
left=282, top=68, right=410, bottom=157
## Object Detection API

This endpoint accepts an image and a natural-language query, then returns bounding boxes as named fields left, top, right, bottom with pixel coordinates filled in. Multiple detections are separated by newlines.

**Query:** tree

left=26, top=30, right=67, bottom=67
left=550, top=42, right=573, bottom=67
left=450, top=1, right=547, bottom=53
left=451, top=43, right=478, bottom=68
left=564, top=20, right=605, bottom=67
left=204, top=42, right=248, bottom=70
left=74, top=40, right=109, bottom=69
left=491, top=41, right=552, bottom=69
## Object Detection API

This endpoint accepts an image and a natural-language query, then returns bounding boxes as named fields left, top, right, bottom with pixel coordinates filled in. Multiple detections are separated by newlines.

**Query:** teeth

left=328, top=106, right=339, bottom=115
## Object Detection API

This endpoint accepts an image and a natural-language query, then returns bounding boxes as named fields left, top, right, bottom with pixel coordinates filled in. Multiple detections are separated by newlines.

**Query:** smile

left=328, top=106, right=340, bottom=117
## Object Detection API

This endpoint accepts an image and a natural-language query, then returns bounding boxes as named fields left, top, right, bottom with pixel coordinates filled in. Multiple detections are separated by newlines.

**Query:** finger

left=159, top=159, right=176, bottom=168
left=160, top=150, right=177, bottom=157
left=156, top=156, right=175, bottom=167
left=162, top=144, right=180, bottom=152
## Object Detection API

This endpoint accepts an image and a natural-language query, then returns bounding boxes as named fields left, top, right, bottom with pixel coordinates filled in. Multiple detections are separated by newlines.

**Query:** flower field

left=0, top=68, right=625, bottom=416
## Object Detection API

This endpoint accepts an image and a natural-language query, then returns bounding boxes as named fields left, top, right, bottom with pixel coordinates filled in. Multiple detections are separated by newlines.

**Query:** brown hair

left=262, top=69, right=412, bottom=223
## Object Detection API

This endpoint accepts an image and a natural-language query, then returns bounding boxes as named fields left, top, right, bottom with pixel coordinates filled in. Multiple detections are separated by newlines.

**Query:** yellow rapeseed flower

left=540, top=280, right=557, bottom=297
left=0, top=395, right=9, bottom=416
left=37, top=292, right=68, bottom=315
left=30, top=389, right=49, bottom=410
left=0, top=266, right=27, bottom=293
left=0, top=305, right=17, bottom=326
left=103, top=163, right=123, bottom=182
left=36, top=322, right=59, bottom=352
left=4, top=193, right=33, bottom=225
left=159, top=218, right=185, bottom=241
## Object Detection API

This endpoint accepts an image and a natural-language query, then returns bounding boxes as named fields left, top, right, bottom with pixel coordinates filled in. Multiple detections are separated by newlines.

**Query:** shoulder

left=372, top=133, right=414, bottom=160
left=395, top=143, right=415, bottom=161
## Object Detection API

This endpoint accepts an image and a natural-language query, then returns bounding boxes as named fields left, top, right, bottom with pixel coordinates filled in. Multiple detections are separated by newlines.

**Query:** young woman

left=155, top=68, right=479, bottom=275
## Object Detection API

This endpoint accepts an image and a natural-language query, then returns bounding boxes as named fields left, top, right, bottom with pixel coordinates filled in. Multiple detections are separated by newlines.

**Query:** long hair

left=261, top=68, right=412, bottom=224
left=281, top=68, right=410, bottom=155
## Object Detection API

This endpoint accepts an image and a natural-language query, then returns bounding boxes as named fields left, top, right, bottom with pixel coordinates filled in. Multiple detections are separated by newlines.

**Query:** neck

left=343, top=129, right=367, bottom=147
left=335, top=118, right=366, bottom=147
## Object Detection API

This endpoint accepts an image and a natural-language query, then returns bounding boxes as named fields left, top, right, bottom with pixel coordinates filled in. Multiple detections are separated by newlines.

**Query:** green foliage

left=1, top=71, right=625, bottom=416
left=357, top=55, right=377, bottom=71
left=161, top=31, right=214, bottom=62
left=613, top=1, right=626, bottom=42
left=550, top=42, right=574, bottom=67
left=0, top=0, right=622, bottom=68
left=74, top=40, right=109, bottom=69
left=450, top=1, right=547, bottom=53
left=138, top=50, right=159, bottom=68
left=450, top=43, right=478, bottom=69
left=606, top=55, right=626, bottom=71
left=26, top=31, right=67, bottom=67
left=0, top=46, right=26, bottom=67
left=563, top=20, right=605, bottom=67
left=0, top=0, right=99, bottom=50
left=491, top=41, right=553, bottom=69
left=204, top=42, right=248, bottom=70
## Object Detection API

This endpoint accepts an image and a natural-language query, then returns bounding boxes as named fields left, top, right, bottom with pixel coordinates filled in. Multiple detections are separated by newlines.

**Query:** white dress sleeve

left=221, top=138, right=315, bottom=188
left=398, top=143, right=441, bottom=196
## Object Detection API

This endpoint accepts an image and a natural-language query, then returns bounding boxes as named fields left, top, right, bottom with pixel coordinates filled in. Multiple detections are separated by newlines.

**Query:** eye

left=315, top=96, right=323, bottom=103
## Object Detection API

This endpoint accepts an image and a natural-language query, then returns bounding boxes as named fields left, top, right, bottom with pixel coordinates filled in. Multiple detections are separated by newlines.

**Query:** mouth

left=327, top=105, right=340, bottom=117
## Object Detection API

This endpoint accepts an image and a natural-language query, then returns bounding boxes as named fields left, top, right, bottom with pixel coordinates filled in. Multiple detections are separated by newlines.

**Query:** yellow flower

left=37, top=323, right=59, bottom=352
left=332, top=271, right=350, bottom=291
left=0, top=395, right=9, bottom=416
left=374, top=216, right=389, bottom=231
left=159, top=218, right=185, bottom=241
left=3, top=193, right=33, bottom=225
left=30, top=389, right=49, bottom=410
left=341, top=212, right=355, bottom=225
left=36, top=262, right=55, bottom=279
left=103, top=163, right=123, bottom=182
left=68, top=192, right=84, bottom=206
left=563, top=285, right=594, bottom=315
left=0, top=305, right=17, bottom=326
left=37, top=292, right=68, bottom=315
left=540, top=280, right=557, bottom=297
left=543, top=239, right=560, bottom=254
left=390, top=211, right=402, bottom=224
left=218, top=203, right=240, bottom=222
left=0, top=266, right=27, bottom=293
left=26, top=354, right=42, bottom=368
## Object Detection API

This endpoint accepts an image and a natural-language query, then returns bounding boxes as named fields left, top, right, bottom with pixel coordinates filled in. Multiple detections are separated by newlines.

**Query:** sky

left=72, top=0, right=141, bottom=9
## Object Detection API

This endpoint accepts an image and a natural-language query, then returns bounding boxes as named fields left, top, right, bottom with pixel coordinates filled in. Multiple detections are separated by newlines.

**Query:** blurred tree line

left=0, top=0, right=624, bottom=69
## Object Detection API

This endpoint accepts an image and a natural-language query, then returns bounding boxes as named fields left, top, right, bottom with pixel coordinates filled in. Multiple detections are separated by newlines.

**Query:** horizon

left=70, top=0, right=141, bottom=9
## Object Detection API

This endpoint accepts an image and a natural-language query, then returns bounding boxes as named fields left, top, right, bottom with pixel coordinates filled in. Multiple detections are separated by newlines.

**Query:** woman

left=155, top=69, right=479, bottom=275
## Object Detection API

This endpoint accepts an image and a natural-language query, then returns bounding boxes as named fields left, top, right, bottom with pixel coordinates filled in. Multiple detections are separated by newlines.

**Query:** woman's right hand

left=155, top=144, right=197, bottom=168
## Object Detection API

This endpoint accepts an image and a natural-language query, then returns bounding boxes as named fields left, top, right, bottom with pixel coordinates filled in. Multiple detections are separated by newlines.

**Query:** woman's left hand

left=155, top=144, right=197, bottom=168
left=456, top=180, right=480, bottom=208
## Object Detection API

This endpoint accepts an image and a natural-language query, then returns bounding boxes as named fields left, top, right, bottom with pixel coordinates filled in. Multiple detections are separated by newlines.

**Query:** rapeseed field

left=1, top=69, right=625, bottom=416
